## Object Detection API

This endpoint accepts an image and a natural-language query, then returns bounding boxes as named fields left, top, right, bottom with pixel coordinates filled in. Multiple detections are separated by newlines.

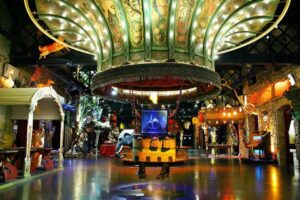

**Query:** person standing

left=83, top=116, right=96, bottom=157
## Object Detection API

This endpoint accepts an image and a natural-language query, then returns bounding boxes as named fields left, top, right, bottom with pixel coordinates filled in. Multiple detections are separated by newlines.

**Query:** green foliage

left=293, top=111, right=300, bottom=121
left=78, top=95, right=103, bottom=130
left=80, top=95, right=101, bottom=119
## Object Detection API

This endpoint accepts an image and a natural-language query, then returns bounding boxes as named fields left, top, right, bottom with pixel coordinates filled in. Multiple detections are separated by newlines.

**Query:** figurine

left=0, top=69, right=14, bottom=88
left=32, top=127, right=45, bottom=147
left=39, top=36, right=69, bottom=59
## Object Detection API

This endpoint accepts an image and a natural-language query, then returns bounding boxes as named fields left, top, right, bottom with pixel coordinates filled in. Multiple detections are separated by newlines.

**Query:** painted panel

left=98, top=0, right=124, bottom=54
left=192, top=0, right=222, bottom=56
left=80, top=1, right=110, bottom=60
left=122, top=0, right=144, bottom=49
left=174, top=0, right=195, bottom=50
left=150, top=0, right=170, bottom=48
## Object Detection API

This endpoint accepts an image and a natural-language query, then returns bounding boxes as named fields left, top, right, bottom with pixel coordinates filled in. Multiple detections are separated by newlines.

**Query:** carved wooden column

left=24, top=111, right=33, bottom=178
left=58, top=118, right=65, bottom=169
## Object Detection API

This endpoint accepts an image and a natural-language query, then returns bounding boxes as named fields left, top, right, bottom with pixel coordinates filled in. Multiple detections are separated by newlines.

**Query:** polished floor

left=1, top=154, right=300, bottom=200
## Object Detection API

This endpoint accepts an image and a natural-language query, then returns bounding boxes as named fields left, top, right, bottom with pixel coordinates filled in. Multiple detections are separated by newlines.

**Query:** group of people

left=70, top=113, right=171, bottom=179
left=72, top=114, right=119, bottom=157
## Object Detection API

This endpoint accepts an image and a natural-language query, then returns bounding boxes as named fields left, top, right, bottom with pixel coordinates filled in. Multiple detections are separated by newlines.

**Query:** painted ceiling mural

left=151, top=0, right=169, bottom=48
left=123, top=0, right=144, bottom=49
left=25, top=0, right=290, bottom=103
left=175, top=0, right=196, bottom=50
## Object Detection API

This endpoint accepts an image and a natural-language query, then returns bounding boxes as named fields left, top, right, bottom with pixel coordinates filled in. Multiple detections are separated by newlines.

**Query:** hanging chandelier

left=25, top=0, right=290, bottom=104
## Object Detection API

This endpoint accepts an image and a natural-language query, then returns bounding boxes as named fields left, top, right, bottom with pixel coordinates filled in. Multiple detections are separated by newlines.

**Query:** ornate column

left=58, top=118, right=65, bottom=169
left=24, top=111, right=33, bottom=178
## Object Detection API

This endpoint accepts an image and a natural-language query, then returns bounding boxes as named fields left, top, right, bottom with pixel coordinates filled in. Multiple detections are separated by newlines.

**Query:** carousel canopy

left=25, top=0, right=290, bottom=103
left=0, top=87, right=64, bottom=105
left=0, top=88, right=43, bottom=105
left=0, top=87, right=65, bottom=119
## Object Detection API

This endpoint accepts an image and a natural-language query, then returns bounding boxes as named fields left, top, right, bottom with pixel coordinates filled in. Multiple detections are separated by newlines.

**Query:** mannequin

left=83, top=116, right=96, bottom=157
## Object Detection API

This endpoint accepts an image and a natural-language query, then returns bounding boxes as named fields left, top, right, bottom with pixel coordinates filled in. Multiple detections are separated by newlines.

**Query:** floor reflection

left=111, top=182, right=192, bottom=199
left=0, top=157, right=300, bottom=200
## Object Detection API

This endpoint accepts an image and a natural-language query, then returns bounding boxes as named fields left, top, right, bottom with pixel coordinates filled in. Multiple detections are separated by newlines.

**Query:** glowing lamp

left=149, top=92, right=158, bottom=104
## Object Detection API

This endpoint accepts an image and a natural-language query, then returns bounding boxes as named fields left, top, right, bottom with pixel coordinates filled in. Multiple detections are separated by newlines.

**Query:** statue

left=32, top=127, right=45, bottom=147
left=0, top=69, right=14, bottom=88
left=115, top=129, right=135, bottom=158
left=38, top=36, right=69, bottom=59
left=201, top=122, right=209, bottom=149
left=226, top=122, right=238, bottom=145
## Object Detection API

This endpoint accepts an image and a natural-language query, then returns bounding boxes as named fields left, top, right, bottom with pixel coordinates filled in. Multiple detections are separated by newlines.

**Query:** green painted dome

left=25, top=0, right=290, bottom=103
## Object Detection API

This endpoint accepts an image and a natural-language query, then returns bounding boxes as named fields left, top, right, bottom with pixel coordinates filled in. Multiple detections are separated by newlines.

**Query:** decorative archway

left=23, top=87, right=65, bottom=177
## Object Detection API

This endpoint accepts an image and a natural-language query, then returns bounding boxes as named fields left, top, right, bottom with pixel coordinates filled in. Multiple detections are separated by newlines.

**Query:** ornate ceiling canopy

left=25, top=0, right=290, bottom=104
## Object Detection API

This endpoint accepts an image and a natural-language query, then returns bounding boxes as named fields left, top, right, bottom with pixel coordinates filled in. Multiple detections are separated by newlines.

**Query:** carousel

left=24, top=0, right=290, bottom=163
left=0, top=87, right=64, bottom=180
